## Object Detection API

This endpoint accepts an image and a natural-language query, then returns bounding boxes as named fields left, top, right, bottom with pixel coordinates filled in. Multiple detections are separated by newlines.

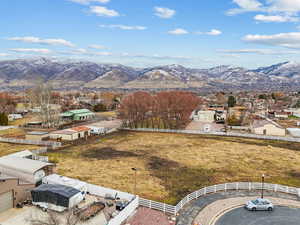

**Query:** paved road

left=176, top=191, right=300, bottom=225
left=215, top=206, right=300, bottom=225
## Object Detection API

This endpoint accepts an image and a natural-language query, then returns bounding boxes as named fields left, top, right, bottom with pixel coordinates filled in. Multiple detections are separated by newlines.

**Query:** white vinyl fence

left=107, top=196, right=139, bottom=225
left=87, top=183, right=135, bottom=201
left=122, top=128, right=300, bottom=143
left=0, top=137, right=61, bottom=149
left=139, top=182, right=300, bottom=215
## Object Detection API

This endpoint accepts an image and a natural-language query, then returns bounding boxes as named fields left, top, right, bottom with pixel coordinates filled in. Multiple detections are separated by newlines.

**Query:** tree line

left=118, top=91, right=201, bottom=129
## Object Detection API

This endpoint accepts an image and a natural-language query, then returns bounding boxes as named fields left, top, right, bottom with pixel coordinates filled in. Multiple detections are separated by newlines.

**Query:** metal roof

left=27, top=131, right=49, bottom=135
left=61, top=109, right=94, bottom=117
left=0, top=156, right=53, bottom=174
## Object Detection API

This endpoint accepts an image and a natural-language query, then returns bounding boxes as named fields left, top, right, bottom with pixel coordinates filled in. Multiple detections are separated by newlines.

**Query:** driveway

left=215, top=206, right=300, bottom=225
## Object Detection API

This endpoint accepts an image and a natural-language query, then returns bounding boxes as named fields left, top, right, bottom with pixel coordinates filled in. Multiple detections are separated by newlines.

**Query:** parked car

left=245, top=198, right=274, bottom=211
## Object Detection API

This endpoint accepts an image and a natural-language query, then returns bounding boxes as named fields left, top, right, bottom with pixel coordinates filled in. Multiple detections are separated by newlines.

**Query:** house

left=0, top=156, right=54, bottom=184
left=192, top=110, right=215, bottom=122
left=26, top=131, right=50, bottom=141
left=251, top=119, right=286, bottom=136
left=0, top=174, right=35, bottom=213
left=50, top=126, right=91, bottom=141
left=8, top=114, right=23, bottom=121
left=61, top=109, right=95, bottom=121
left=274, top=111, right=289, bottom=119
left=50, top=129, right=79, bottom=141
left=69, top=126, right=91, bottom=138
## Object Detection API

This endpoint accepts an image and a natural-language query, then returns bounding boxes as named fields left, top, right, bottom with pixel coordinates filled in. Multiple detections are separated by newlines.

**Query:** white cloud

left=10, top=48, right=51, bottom=54
left=254, top=14, right=298, bottom=22
left=154, top=7, right=176, bottom=19
left=0, top=53, right=9, bottom=57
left=94, top=52, right=112, bottom=56
left=90, top=6, right=119, bottom=17
left=196, top=29, right=222, bottom=36
left=88, top=44, right=106, bottom=49
left=168, top=28, right=189, bottom=35
left=228, top=0, right=300, bottom=21
left=243, top=32, right=300, bottom=48
left=227, top=0, right=263, bottom=15
left=69, top=0, right=109, bottom=5
left=7, top=36, right=74, bottom=47
left=99, top=24, right=147, bottom=30
left=267, top=0, right=300, bottom=14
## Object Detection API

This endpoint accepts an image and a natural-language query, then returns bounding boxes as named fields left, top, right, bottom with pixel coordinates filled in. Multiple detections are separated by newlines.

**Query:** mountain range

left=1, top=58, right=300, bottom=91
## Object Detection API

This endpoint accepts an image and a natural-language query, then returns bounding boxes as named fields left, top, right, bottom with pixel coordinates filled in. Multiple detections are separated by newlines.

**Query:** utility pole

left=132, top=168, right=137, bottom=195
left=261, top=174, right=265, bottom=199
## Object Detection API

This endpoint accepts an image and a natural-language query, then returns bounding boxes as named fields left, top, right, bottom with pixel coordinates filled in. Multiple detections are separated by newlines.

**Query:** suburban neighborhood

left=3, top=0, right=300, bottom=224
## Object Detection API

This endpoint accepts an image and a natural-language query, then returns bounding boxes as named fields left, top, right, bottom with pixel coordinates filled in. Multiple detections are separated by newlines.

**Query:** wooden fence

left=122, top=128, right=300, bottom=143
left=139, top=182, right=300, bottom=215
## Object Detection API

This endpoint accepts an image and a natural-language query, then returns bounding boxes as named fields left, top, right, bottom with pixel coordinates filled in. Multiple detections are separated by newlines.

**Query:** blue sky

left=2, top=0, right=300, bottom=68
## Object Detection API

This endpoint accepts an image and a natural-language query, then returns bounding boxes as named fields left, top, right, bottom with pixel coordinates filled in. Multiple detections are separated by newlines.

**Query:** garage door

left=0, top=191, right=13, bottom=213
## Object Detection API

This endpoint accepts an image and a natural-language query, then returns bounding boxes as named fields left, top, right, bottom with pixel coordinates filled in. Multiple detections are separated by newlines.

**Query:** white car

left=245, top=198, right=274, bottom=211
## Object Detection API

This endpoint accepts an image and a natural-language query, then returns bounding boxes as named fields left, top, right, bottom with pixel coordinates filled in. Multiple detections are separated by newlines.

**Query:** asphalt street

left=215, top=206, right=300, bottom=225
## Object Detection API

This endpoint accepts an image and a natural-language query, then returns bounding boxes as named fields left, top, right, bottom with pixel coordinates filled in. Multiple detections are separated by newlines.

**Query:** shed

left=42, top=174, right=88, bottom=197
left=0, top=156, right=54, bottom=184
left=26, top=131, right=50, bottom=141
left=50, top=129, right=79, bottom=141
left=31, top=184, right=84, bottom=212
left=69, top=126, right=91, bottom=138
left=251, top=119, right=286, bottom=136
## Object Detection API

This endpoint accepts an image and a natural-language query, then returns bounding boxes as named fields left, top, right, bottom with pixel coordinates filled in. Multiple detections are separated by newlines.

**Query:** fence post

left=214, top=185, right=217, bottom=193
left=249, top=182, right=251, bottom=191
left=274, top=184, right=277, bottom=192
left=150, top=200, right=152, bottom=209
left=164, top=203, right=166, bottom=213
left=225, top=183, right=227, bottom=192
left=204, top=187, right=207, bottom=195
left=236, top=182, right=239, bottom=190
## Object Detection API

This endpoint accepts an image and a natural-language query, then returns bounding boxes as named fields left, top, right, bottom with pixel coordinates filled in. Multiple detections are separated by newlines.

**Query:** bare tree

left=26, top=78, right=61, bottom=128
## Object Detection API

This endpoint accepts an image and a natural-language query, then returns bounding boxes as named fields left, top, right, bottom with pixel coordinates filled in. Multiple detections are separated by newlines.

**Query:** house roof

left=61, top=109, right=94, bottom=117
left=27, top=131, right=49, bottom=135
left=70, top=126, right=91, bottom=132
left=0, top=156, right=53, bottom=174
left=51, top=129, right=78, bottom=135
left=7, top=150, right=33, bottom=158
left=252, top=119, right=283, bottom=129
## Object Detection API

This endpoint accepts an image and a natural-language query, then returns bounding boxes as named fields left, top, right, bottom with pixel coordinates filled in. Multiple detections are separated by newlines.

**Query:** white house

left=192, top=110, right=215, bottom=123
left=251, top=119, right=286, bottom=136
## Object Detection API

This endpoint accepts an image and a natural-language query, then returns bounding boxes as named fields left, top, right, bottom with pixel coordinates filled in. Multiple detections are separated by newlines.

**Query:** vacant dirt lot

left=46, top=131, right=300, bottom=204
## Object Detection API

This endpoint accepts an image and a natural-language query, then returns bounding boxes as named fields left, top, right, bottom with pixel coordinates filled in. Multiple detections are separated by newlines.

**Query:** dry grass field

left=0, top=142, right=40, bottom=157
left=46, top=131, right=300, bottom=204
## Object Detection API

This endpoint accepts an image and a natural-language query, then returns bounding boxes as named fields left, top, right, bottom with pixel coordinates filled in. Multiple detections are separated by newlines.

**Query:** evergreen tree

left=227, top=96, right=236, bottom=108
left=0, top=113, right=8, bottom=126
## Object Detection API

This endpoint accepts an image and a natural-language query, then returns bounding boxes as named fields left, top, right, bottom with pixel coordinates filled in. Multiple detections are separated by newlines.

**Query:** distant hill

left=0, top=58, right=300, bottom=91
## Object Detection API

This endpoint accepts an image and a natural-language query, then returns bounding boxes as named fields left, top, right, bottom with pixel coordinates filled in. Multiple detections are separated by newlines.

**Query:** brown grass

left=0, top=142, right=40, bottom=157
left=46, top=131, right=300, bottom=204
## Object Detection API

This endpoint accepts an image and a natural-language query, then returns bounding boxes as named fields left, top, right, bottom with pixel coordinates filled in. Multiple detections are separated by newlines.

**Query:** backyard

left=46, top=131, right=300, bottom=204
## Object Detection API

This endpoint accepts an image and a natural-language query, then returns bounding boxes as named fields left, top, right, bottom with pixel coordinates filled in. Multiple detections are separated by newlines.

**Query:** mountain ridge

left=0, top=58, right=299, bottom=91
